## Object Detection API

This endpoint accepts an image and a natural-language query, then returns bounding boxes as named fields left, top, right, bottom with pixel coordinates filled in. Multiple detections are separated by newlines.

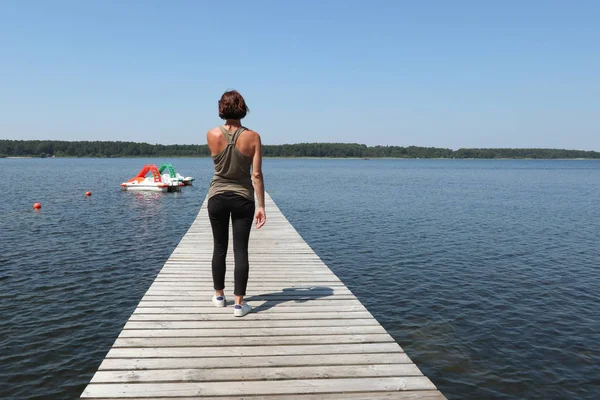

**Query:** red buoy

left=85, top=191, right=92, bottom=196
left=33, top=202, right=42, bottom=209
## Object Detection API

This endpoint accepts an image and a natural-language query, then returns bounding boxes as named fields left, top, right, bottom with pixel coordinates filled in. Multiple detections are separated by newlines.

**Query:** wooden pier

left=81, top=193, right=446, bottom=399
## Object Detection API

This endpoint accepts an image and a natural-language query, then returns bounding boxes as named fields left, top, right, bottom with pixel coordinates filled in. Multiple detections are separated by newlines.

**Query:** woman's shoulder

left=207, top=126, right=223, bottom=136
left=207, top=125, right=257, bottom=134
left=207, top=125, right=260, bottom=142
left=240, top=127, right=260, bottom=138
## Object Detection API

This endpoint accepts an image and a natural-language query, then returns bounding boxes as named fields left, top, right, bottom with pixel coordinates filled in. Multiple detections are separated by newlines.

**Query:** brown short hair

left=218, top=90, right=249, bottom=120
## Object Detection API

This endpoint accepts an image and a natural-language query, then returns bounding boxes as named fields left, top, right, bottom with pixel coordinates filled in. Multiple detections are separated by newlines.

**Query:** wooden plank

left=132, top=305, right=367, bottom=314
left=128, top=311, right=376, bottom=321
left=82, top=377, right=437, bottom=397
left=152, top=274, right=345, bottom=284
left=80, top=192, right=445, bottom=399
left=140, top=295, right=358, bottom=301
left=146, top=284, right=348, bottom=291
left=98, top=353, right=413, bottom=371
left=158, top=267, right=336, bottom=272
left=156, top=271, right=336, bottom=276
left=113, top=333, right=395, bottom=347
left=156, top=271, right=338, bottom=276
left=136, top=299, right=363, bottom=308
left=119, top=326, right=387, bottom=337
left=143, top=289, right=352, bottom=296
left=86, top=391, right=446, bottom=400
left=153, top=279, right=343, bottom=284
left=166, top=258, right=324, bottom=261
left=139, top=294, right=353, bottom=301
left=124, top=318, right=380, bottom=330
left=91, top=364, right=423, bottom=383
left=106, top=342, right=404, bottom=358
left=152, top=278, right=343, bottom=283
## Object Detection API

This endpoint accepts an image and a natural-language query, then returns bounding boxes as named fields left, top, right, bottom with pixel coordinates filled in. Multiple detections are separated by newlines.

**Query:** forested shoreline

left=1, top=140, right=599, bottom=159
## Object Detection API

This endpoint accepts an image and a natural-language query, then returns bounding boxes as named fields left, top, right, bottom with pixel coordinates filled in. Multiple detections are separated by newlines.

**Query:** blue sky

left=1, top=1, right=598, bottom=149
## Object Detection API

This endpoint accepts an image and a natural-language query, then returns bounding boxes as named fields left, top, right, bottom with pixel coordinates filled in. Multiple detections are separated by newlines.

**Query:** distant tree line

left=1, top=140, right=599, bottom=159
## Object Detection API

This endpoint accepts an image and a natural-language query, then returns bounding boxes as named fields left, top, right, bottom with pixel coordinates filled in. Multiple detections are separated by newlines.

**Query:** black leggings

left=207, top=192, right=255, bottom=296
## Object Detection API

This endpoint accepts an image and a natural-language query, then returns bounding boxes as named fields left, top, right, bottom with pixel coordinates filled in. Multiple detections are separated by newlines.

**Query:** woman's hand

left=255, top=207, right=266, bottom=229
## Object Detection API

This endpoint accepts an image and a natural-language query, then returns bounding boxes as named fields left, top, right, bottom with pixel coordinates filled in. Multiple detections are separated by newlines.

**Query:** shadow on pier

left=245, top=286, right=334, bottom=313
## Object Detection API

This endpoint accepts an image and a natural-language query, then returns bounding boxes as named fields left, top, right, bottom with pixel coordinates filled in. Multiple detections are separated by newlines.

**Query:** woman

left=206, top=90, right=266, bottom=317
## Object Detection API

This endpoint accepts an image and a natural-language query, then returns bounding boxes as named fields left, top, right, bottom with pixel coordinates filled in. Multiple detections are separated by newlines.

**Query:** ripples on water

left=1, top=158, right=599, bottom=399
left=268, top=159, right=600, bottom=400
left=0, top=159, right=210, bottom=399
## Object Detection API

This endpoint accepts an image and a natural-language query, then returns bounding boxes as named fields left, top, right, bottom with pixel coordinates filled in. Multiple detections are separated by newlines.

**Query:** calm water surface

left=1, top=158, right=599, bottom=399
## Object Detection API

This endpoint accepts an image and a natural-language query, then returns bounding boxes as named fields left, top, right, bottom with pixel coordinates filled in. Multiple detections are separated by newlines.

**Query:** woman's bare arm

left=252, top=132, right=266, bottom=228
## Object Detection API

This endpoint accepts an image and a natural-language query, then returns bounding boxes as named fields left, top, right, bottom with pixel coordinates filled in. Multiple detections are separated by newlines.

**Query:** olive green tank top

left=208, top=126, right=254, bottom=201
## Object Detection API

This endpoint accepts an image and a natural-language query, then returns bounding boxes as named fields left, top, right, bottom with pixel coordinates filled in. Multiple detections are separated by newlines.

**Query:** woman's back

left=207, top=125, right=259, bottom=201
left=207, top=125, right=257, bottom=159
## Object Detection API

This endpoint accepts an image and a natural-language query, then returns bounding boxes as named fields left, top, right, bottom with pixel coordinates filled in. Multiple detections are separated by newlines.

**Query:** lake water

left=1, top=158, right=599, bottom=399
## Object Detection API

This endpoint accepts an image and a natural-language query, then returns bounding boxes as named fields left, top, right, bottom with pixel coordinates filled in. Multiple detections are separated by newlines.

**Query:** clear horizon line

left=1, top=138, right=598, bottom=152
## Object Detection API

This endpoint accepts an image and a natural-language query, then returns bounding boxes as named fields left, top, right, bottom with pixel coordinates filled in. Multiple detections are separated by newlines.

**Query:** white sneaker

left=212, top=295, right=226, bottom=308
left=234, top=302, right=252, bottom=317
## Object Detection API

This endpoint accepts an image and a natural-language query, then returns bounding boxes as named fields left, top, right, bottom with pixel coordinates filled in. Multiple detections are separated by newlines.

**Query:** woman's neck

left=224, top=119, right=242, bottom=129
